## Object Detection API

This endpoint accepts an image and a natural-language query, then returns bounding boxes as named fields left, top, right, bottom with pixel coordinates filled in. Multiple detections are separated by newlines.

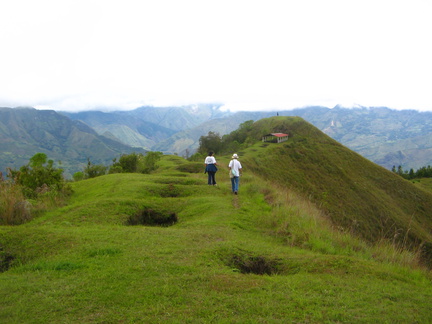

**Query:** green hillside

left=241, top=117, right=432, bottom=253
left=1, top=118, right=432, bottom=322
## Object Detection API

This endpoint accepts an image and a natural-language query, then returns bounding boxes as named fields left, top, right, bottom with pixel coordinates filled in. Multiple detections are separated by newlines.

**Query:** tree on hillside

left=30, top=152, right=50, bottom=168
left=141, top=151, right=163, bottom=174
left=194, top=121, right=256, bottom=157
left=416, top=165, right=432, bottom=178
left=409, top=168, right=415, bottom=179
left=221, top=120, right=254, bottom=145
left=7, top=153, right=69, bottom=199
left=109, top=153, right=141, bottom=173
left=392, top=164, right=432, bottom=179
left=2, top=153, right=72, bottom=224
left=84, top=158, right=108, bottom=179
left=198, top=132, right=222, bottom=155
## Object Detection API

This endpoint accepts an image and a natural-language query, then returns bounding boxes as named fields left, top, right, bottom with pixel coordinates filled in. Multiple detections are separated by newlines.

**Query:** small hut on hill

left=262, top=133, right=289, bottom=143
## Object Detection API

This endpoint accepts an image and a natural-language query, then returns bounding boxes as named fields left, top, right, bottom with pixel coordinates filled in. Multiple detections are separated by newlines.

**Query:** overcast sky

left=1, top=0, right=431, bottom=112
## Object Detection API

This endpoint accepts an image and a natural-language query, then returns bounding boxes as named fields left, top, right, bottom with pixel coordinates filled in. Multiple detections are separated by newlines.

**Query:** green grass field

left=1, top=154, right=431, bottom=323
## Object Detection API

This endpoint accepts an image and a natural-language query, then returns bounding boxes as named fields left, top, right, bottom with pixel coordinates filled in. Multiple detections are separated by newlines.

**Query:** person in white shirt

left=204, top=151, right=218, bottom=185
left=228, top=153, right=242, bottom=194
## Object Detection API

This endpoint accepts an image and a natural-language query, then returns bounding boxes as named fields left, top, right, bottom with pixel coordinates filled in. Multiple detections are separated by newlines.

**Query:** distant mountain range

left=1, top=104, right=432, bottom=177
left=60, top=104, right=229, bottom=150
left=63, top=104, right=432, bottom=170
left=299, top=105, right=432, bottom=171
left=0, top=107, right=146, bottom=178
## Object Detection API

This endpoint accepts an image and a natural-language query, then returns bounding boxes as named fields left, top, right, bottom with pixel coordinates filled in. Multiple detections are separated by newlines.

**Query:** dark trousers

left=207, top=171, right=216, bottom=185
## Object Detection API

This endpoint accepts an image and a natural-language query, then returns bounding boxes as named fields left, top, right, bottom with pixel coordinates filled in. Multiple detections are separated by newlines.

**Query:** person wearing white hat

left=228, top=153, right=242, bottom=194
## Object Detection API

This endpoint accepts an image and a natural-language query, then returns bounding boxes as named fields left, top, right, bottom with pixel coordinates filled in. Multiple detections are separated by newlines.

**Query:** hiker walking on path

left=204, top=151, right=218, bottom=185
left=229, top=153, right=242, bottom=194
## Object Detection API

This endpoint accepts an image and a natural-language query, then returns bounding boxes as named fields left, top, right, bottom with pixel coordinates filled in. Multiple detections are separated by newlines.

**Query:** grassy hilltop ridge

left=1, top=117, right=432, bottom=322
left=242, top=117, right=432, bottom=250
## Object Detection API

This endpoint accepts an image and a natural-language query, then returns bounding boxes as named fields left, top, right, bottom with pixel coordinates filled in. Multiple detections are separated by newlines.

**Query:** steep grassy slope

left=1, top=155, right=431, bottom=322
left=241, top=117, right=432, bottom=257
left=413, top=178, right=432, bottom=193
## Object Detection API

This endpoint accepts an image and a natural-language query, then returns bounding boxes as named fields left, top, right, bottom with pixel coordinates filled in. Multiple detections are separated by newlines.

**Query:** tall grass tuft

left=253, top=180, right=427, bottom=270
left=0, top=178, right=32, bottom=225
left=370, top=239, right=421, bottom=268
left=0, top=173, right=72, bottom=225
left=33, top=184, right=73, bottom=215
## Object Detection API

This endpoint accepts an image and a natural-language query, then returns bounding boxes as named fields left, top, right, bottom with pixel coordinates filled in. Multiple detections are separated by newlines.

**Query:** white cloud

left=1, top=0, right=431, bottom=112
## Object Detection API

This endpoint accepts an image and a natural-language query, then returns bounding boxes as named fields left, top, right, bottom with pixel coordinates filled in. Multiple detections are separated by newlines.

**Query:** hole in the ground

left=0, top=247, right=15, bottom=272
left=176, top=162, right=203, bottom=173
left=159, top=183, right=181, bottom=197
left=226, top=251, right=282, bottom=275
left=420, top=242, right=432, bottom=269
left=150, top=183, right=191, bottom=198
left=126, top=208, right=178, bottom=227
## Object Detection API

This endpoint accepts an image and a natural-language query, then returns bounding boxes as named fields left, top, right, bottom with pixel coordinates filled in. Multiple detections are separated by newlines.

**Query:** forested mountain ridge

left=2, top=105, right=432, bottom=176
left=65, top=104, right=432, bottom=171
left=0, top=107, right=146, bottom=178
left=61, top=104, right=231, bottom=152
left=117, top=104, right=230, bottom=131
left=60, top=110, right=177, bottom=150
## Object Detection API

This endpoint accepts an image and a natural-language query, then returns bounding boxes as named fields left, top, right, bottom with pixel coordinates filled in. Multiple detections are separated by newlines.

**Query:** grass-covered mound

left=1, top=130, right=432, bottom=322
